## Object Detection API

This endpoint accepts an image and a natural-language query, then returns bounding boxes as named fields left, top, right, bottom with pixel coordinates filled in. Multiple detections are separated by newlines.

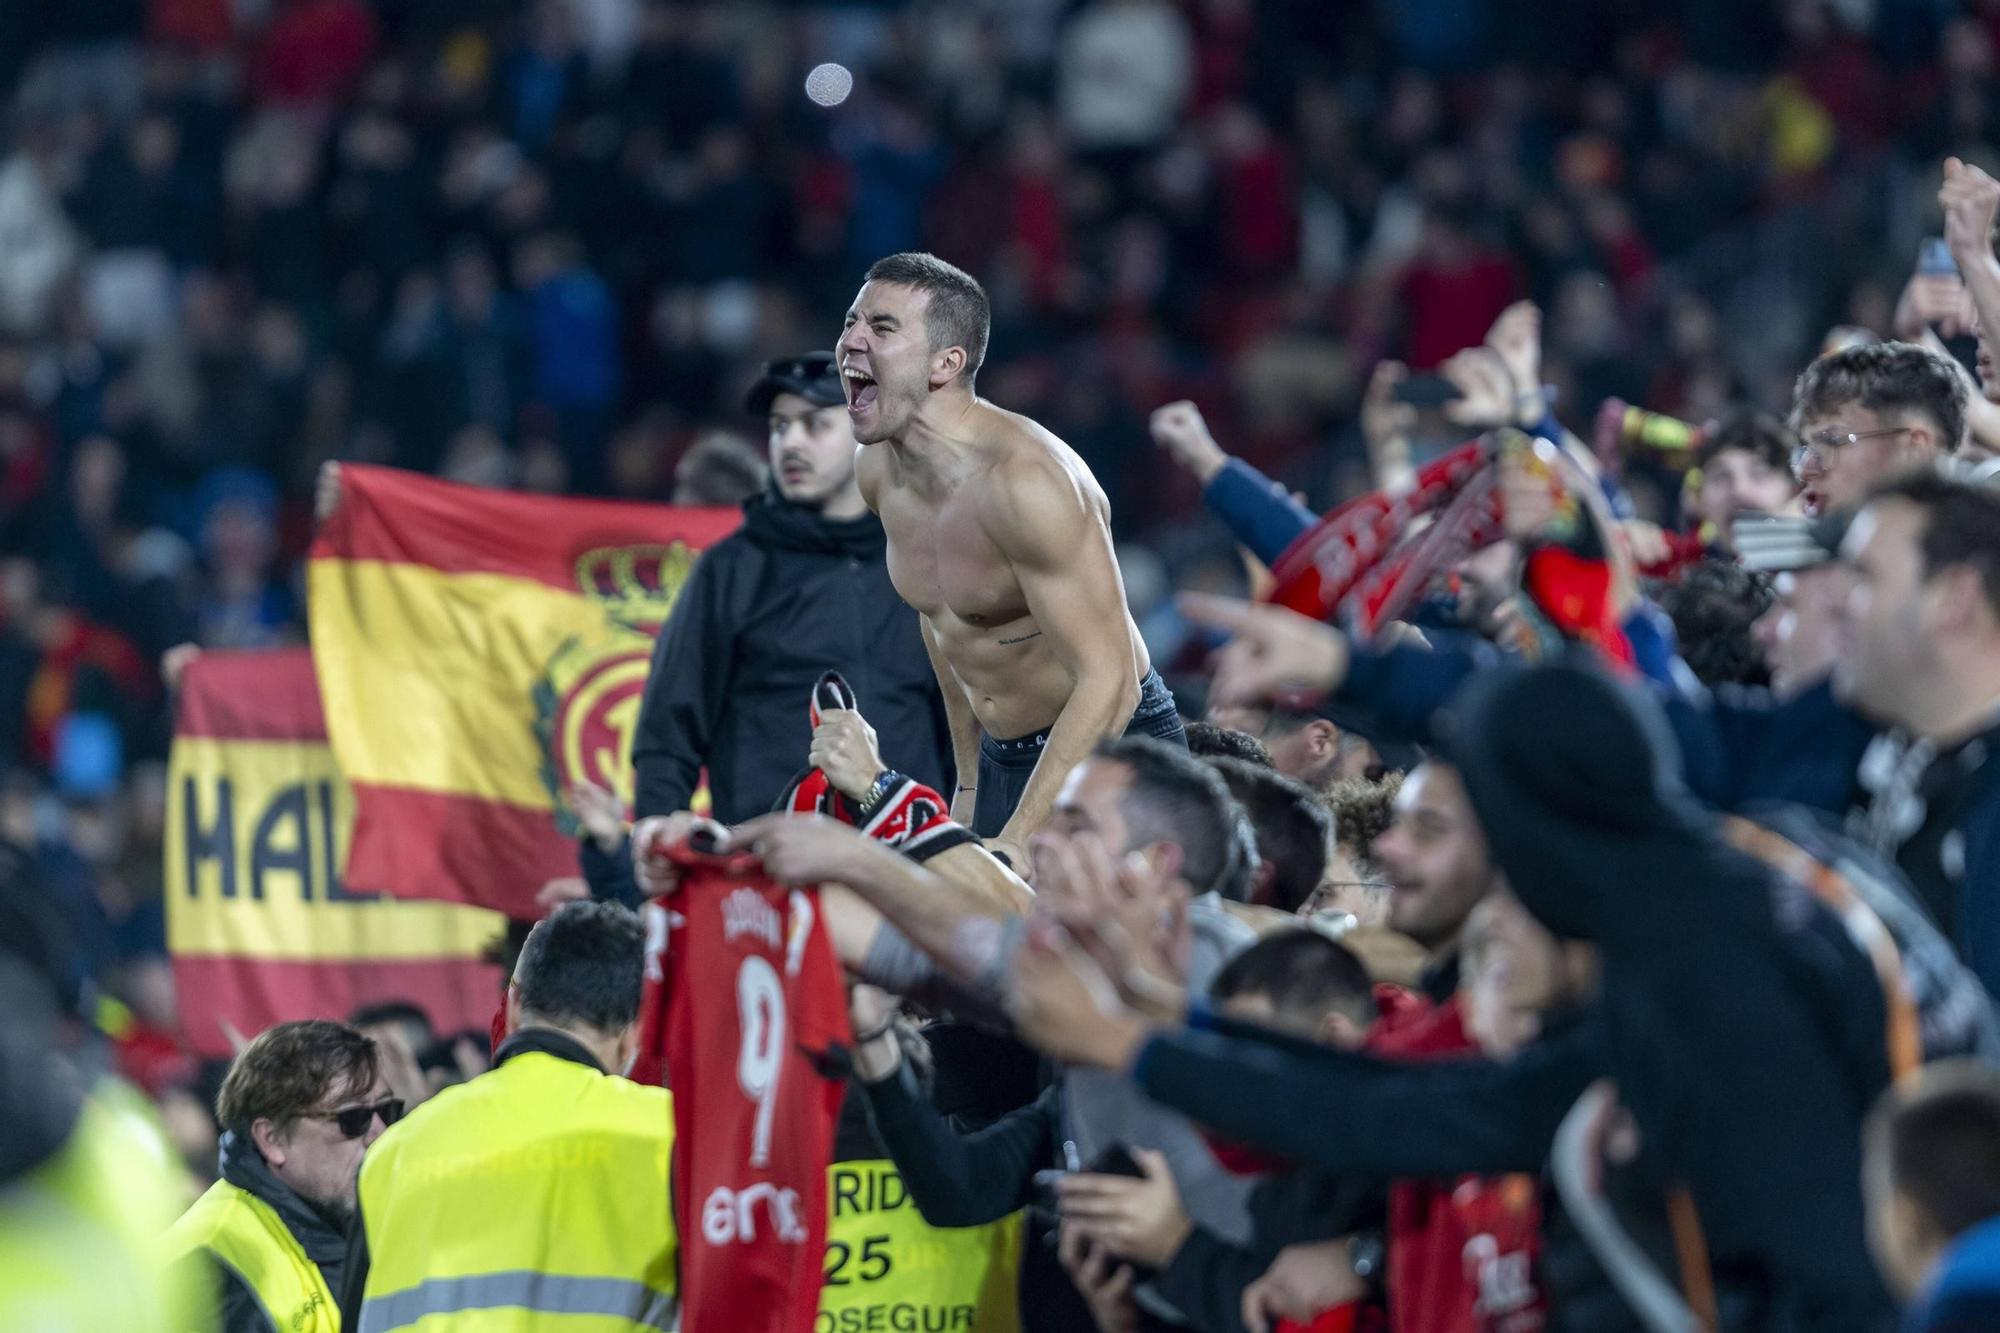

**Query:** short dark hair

left=1695, top=408, right=1797, bottom=475
left=514, top=901, right=647, bottom=1033
left=1866, top=470, right=2000, bottom=619
left=349, top=1000, right=433, bottom=1037
left=1870, top=1059, right=2000, bottom=1239
left=1259, top=706, right=1318, bottom=739
left=1203, top=756, right=1333, bottom=914
left=1655, top=560, right=1775, bottom=687
left=1183, top=720, right=1274, bottom=768
left=1790, top=341, right=1966, bottom=455
left=1095, top=735, right=1258, bottom=902
left=673, top=430, right=767, bottom=507
left=217, top=1020, right=379, bottom=1135
left=863, top=252, right=990, bottom=384
left=1209, top=928, right=1376, bottom=1029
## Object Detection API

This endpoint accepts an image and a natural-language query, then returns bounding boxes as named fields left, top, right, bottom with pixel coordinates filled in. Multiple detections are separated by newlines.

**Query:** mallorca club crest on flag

left=309, top=465, right=739, bottom=915
left=534, top=543, right=702, bottom=834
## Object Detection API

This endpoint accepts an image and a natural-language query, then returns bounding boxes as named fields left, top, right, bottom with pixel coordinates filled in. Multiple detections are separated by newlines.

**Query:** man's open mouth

left=843, top=366, right=878, bottom=411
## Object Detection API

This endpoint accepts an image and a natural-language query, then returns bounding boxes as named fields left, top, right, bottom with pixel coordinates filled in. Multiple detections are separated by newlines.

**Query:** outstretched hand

left=1177, top=593, right=1349, bottom=710
left=1942, top=156, right=2000, bottom=268
left=630, top=811, right=726, bottom=898
left=1033, top=831, right=1189, bottom=1023
left=730, top=812, right=882, bottom=888
left=566, top=780, right=627, bottom=854
left=1485, top=299, right=1543, bottom=425
left=1440, top=347, right=1517, bottom=429
left=1359, top=361, right=1417, bottom=493
left=1005, top=917, right=1153, bottom=1071
left=1149, top=400, right=1229, bottom=486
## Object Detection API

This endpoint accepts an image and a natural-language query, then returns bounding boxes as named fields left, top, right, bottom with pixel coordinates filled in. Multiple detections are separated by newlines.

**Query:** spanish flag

left=166, top=649, right=505, bottom=1058
left=308, top=465, right=739, bottom=916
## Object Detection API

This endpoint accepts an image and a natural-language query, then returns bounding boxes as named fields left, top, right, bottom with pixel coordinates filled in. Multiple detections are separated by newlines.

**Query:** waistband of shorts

left=981, top=670, right=1174, bottom=757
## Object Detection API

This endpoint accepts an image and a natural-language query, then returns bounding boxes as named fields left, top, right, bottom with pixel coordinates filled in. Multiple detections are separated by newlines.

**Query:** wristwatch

left=1348, top=1231, right=1386, bottom=1284
left=859, top=770, right=903, bottom=816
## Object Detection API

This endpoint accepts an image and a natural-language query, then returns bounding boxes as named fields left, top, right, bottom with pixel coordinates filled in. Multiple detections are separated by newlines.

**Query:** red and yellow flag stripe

left=166, top=649, right=505, bottom=1058
left=307, top=465, right=738, bottom=915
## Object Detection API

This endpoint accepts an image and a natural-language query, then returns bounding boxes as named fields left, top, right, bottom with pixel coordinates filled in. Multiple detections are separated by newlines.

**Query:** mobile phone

left=1920, top=237, right=1960, bottom=278
left=1391, top=374, right=1463, bottom=409
left=1084, top=1144, right=1147, bottom=1179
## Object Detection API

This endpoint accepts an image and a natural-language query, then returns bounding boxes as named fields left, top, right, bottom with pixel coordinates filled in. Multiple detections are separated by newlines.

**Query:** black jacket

left=1446, top=661, right=1897, bottom=1331
left=198, top=1130, right=352, bottom=1333
left=632, top=491, right=950, bottom=823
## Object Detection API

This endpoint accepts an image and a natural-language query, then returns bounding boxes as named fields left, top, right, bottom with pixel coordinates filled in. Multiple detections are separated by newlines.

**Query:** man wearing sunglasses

left=166, top=1019, right=395, bottom=1333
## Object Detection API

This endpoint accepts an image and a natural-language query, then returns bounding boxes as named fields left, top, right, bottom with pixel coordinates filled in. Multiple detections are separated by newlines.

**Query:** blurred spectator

left=1182, top=720, right=1273, bottom=768
left=1056, top=0, right=1192, bottom=156
left=671, top=428, right=766, bottom=507
left=1869, top=1061, right=2000, bottom=1329
left=191, top=469, right=297, bottom=649
left=1204, top=756, right=1332, bottom=916
left=1656, top=560, right=1777, bottom=688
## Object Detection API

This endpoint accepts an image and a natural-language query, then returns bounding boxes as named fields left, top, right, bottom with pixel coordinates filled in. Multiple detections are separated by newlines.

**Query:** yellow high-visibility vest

left=819, top=1158, right=1022, bottom=1333
left=5, top=1093, right=209, bottom=1333
left=356, top=1048, right=677, bottom=1333
left=164, top=1175, right=339, bottom=1333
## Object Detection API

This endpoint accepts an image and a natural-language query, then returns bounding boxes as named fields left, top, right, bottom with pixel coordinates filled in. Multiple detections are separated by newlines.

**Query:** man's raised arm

left=984, top=459, right=1142, bottom=855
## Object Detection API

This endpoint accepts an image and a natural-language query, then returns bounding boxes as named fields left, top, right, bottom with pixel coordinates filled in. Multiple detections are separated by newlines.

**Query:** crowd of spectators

left=11, top=2, right=2000, bottom=1328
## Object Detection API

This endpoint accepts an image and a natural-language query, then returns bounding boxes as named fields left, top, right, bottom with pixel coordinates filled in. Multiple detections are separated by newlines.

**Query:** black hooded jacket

left=632, top=490, right=951, bottom=823
left=1441, top=659, right=1897, bottom=1332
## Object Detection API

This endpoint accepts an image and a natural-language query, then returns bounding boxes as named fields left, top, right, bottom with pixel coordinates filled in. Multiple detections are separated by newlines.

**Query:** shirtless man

left=839, top=252, right=1183, bottom=868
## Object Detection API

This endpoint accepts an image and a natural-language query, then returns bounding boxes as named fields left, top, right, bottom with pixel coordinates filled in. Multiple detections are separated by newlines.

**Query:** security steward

left=341, top=901, right=676, bottom=1332
left=3, top=845, right=207, bottom=1331
left=166, top=1020, right=395, bottom=1333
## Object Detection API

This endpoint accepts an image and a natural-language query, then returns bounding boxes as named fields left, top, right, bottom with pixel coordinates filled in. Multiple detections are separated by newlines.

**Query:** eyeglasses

left=1792, top=426, right=1912, bottom=477
left=307, top=1098, right=405, bottom=1139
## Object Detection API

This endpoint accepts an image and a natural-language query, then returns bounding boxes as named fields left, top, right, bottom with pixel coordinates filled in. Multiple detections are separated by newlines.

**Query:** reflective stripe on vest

left=357, top=1049, right=677, bottom=1333
left=359, top=1271, right=678, bottom=1333
left=163, top=1179, right=338, bottom=1333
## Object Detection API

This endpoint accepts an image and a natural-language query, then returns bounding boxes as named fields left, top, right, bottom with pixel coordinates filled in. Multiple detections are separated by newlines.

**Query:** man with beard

left=840, top=253, right=1181, bottom=870
left=631, top=351, right=951, bottom=849
left=166, top=1021, right=394, bottom=1333
left=1834, top=472, right=2000, bottom=985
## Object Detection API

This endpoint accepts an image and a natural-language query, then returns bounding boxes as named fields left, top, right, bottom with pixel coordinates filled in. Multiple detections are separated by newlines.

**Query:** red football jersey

left=662, top=842, right=852, bottom=1333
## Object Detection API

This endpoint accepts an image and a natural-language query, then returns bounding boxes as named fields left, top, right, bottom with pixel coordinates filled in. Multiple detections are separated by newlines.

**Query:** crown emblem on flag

left=573, top=542, right=699, bottom=628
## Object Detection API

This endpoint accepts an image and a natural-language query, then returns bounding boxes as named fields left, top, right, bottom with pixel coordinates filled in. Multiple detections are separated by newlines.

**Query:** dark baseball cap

left=745, top=351, right=844, bottom=415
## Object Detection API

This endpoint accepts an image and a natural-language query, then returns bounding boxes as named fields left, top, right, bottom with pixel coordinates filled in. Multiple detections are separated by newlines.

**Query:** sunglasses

left=308, top=1098, right=405, bottom=1139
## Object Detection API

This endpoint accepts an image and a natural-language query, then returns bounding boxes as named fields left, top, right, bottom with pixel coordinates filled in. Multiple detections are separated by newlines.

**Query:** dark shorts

left=971, top=669, right=1185, bottom=839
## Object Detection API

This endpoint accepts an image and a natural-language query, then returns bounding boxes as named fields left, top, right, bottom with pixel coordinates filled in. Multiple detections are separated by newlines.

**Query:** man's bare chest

left=877, top=487, right=1025, bottom=627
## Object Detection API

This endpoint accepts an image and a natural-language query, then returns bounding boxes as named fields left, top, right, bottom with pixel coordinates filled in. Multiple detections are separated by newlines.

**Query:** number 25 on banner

left=737, top=954, right=786, bottom=1169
